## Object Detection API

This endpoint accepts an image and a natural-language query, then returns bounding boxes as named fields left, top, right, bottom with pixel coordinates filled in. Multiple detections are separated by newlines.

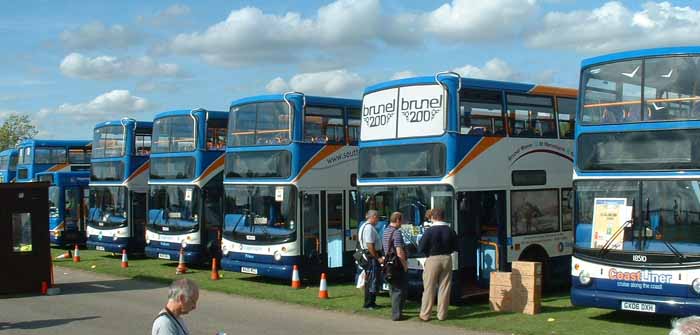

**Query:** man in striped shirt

left=383, top=212, right=408, bottom=321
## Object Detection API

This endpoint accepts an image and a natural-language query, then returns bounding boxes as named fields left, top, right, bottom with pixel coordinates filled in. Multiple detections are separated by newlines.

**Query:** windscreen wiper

left=640, top=198, right=686, bottom=264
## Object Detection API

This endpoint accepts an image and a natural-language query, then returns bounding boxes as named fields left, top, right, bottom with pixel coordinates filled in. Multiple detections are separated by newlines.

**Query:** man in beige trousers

left=418, top=208, right=458, bottom=321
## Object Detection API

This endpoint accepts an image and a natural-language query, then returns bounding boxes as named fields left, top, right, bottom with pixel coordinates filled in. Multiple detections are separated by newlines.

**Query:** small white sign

left=185, top=189, right=192, bottom=201
left=275, top=187, right=284, bottom=202
left=361, top=88, right=399, bottom=141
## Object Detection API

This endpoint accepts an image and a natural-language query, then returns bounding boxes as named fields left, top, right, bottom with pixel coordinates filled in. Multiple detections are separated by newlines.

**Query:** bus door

left=326, top=192, right=344, bottom=268
left=301, top=191, right=324, bottom=270
left=130, top=191, right=147, bottom=247
left=64, top=187, right=81, bottom=241
left=457, top=191, right=505, bottom=288
left=81, top=187, right=89, bottom=234
left=202, top=180, right=223, bottom=257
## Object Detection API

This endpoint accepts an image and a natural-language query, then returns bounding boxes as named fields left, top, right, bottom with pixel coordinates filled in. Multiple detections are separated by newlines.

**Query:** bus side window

left=459, top=89, right=504, bottom=136
left=304, top=106, right=344, bottom=144
left=507, top=94, right=556, bottom=138
left=206, top=118, right=227, bottom=151
left=135, top=134, right=151, bottom=156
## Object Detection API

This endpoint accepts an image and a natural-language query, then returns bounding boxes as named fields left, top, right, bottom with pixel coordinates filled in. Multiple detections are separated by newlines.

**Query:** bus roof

left=18, top=139, right=91, bottom=147
left=153, top=109, right=228, bottom=121
left=94, top=119, right=153, bottom=130
left=0, top=148, right=17, bottom=157
left=581, top=46, right=700, bottom=68
left=363, top=76, right=576, bottom=97
left=229, top=94, right=361, bottom=109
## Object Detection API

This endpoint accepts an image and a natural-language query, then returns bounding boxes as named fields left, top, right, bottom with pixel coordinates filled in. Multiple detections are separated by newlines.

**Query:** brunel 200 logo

left=400, top=95, right=442, bottom=123
left=363, top=99, right=396, bottom=128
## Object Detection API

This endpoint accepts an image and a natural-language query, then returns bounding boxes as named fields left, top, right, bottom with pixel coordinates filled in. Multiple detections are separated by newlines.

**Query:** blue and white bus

left=220, top=93, right=362, bottom=279
left=37, top=171, right=90, bottom=246
left=359, top=73, right=577, bottom=297
left=15, top=139, right=91, bottom=182
left=145, top=109, right=227, bottom=264
left=86, top=119, right=152, bottom=253
left=572, top=47, right=700, bottom=316
left=0, top=148, right=18, bottom=183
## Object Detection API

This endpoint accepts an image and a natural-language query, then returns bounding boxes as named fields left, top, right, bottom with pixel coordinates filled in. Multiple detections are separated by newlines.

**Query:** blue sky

left=1, top=0, right=699, bottom=138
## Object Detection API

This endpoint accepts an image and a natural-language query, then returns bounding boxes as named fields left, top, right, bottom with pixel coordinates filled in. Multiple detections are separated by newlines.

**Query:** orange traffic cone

left=73, top=244, right=80, bottom=263
left=318, top=273, right=329, bottom=299
left=291, top=265, right=301, bottom=289
left=176, top=248, right=188, bottom=274
left=210, top=258, right=220, bottom=280
left=55, top=250, right=72, bottom=260
left=121, top=249, right=129, bottom=268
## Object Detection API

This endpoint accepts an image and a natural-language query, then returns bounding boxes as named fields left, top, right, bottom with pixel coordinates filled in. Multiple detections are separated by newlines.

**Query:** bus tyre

left=518, top=246, right=551, bottom=291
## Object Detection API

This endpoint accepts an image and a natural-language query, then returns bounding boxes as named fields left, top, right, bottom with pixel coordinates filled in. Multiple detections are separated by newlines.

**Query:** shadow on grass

left=0, top=316, right=100, bottom=330
left=590, top=310, right=672, bottom=329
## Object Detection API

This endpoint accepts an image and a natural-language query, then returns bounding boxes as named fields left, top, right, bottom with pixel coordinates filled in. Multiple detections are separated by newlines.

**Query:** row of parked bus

left=3, top=46, right=698, bottom=316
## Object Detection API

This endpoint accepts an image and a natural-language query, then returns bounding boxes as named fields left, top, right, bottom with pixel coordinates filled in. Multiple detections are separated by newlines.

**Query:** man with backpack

left=383, top=212, right=408, bottom=321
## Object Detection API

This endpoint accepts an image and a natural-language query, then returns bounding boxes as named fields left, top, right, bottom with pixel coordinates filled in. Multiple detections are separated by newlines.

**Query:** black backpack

left=382, top=228, right=402, bottom=282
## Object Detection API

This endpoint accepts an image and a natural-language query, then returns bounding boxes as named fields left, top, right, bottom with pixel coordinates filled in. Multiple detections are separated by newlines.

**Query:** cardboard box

left=511, top=274, right=542, bottom=289
left=489, top=284, right=511, bottom=299
left=511, top=300, right=541, bottom=315
left=489, top=272, right=513, bottom=287
left=511, top=286, right=541, bottom=303
left=489, top=297, right=512, bottom=312
left=511, top=261, right=542, bottom=277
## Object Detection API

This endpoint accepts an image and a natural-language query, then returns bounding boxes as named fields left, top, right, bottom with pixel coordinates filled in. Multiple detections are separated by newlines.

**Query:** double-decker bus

left=15, top=139, right=91, bottom=182
left=572, top=47, right=700, bottom=316
left=220, top=93, right=362, bottom=279
left=86, top=119, right=152, bottom=253
left=145, top=109, right=227, bottom=264
left=37, top=171, right=90, bottom=246
left=0, top=148, right=18, bottom=183
left=359, top=73, right=577, bottom=297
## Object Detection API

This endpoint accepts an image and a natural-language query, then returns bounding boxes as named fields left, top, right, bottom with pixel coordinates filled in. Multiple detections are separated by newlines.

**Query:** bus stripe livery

left=572, top=46, right=700, bottom=316
left=145, top=109, right=227, bottom=265
left=220, top=93, right=362, bottom=280
left=87, top=119, right=153, bottom=254
left=358, top=73, right=577, bottom=299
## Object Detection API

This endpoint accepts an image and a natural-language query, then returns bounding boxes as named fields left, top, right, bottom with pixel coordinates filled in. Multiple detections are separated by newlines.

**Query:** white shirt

left=359, top=222, right=382, bottom=251
left=152, top=309, right=189, bottom=335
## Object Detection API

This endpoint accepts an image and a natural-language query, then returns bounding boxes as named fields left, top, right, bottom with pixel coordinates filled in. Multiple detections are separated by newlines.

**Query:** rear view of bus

left=15, top=139, right=91, bottom=182
left=145, top=109, right=227, bottom=264
left=38, top=171, right=90, bottom=246
left=359, top=73, right=576, bottom=297
left=0, top=148, right=18, bottom=183
left=572, top=47, right=700, bottom=316
left=220, top=93, right=361, bottom=279
left=87, top=119, right=152, bottom=253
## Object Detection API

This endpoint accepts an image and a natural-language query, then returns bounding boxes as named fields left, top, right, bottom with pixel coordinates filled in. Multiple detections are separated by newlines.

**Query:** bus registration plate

left=621, top=301, right=656, bottom=313
left=95, top=246, right=105, bottom=251
left=241, top=267, right=258, bottom=275
left=158, top=253, right=171, bottom=260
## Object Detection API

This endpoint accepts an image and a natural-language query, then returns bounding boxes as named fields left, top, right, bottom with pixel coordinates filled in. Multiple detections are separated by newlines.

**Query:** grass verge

left=51, top=248, right=672, bottom=335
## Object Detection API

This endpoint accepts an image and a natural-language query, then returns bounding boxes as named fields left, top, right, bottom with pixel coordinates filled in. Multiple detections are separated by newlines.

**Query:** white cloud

left=453, top=58, right=516, bottom=81
left=38, top=90, right=150, bottom=124
left=170, top=0, right=382, bottom=67
left=423, top=0, right=538, bottom=41
left=265, top=69, right=365, bottom=97
left=391, top=71, right=417, bottom=80
left=167, top=0, right=544, bottom=67
left=139, top=4, right=191, bottom=26
left=527, top=1, right=700, bottom=54
left=60, top=22, right=143, bottom=50
left=60, top=53, right=184, bottom=80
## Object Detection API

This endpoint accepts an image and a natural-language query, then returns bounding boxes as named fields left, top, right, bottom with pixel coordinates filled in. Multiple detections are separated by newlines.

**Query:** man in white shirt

left=359, top=209, right=383, bottom=309
left=152, top=278, right=199, bottom=335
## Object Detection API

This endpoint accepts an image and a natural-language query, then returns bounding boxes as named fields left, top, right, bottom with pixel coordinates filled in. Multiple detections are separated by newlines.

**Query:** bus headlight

left=222, top=245, right=229, bottom=256
left=273, top=251, right=282, bottom=262
left=692, top=278, right=700, bottom=294
left=181, top=240, right=188, bottom=249
left=579, top=270, right=591, bottom=286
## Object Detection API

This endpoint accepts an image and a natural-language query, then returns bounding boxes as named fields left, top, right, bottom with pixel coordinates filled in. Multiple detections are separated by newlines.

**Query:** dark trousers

left=362, top=259, right=380, bottom=307
left=389, top=270, right=407, bottom=320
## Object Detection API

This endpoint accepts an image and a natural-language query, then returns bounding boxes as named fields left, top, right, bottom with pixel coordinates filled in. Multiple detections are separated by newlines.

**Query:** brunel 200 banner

left=361, top=84, right=445, bottom=141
